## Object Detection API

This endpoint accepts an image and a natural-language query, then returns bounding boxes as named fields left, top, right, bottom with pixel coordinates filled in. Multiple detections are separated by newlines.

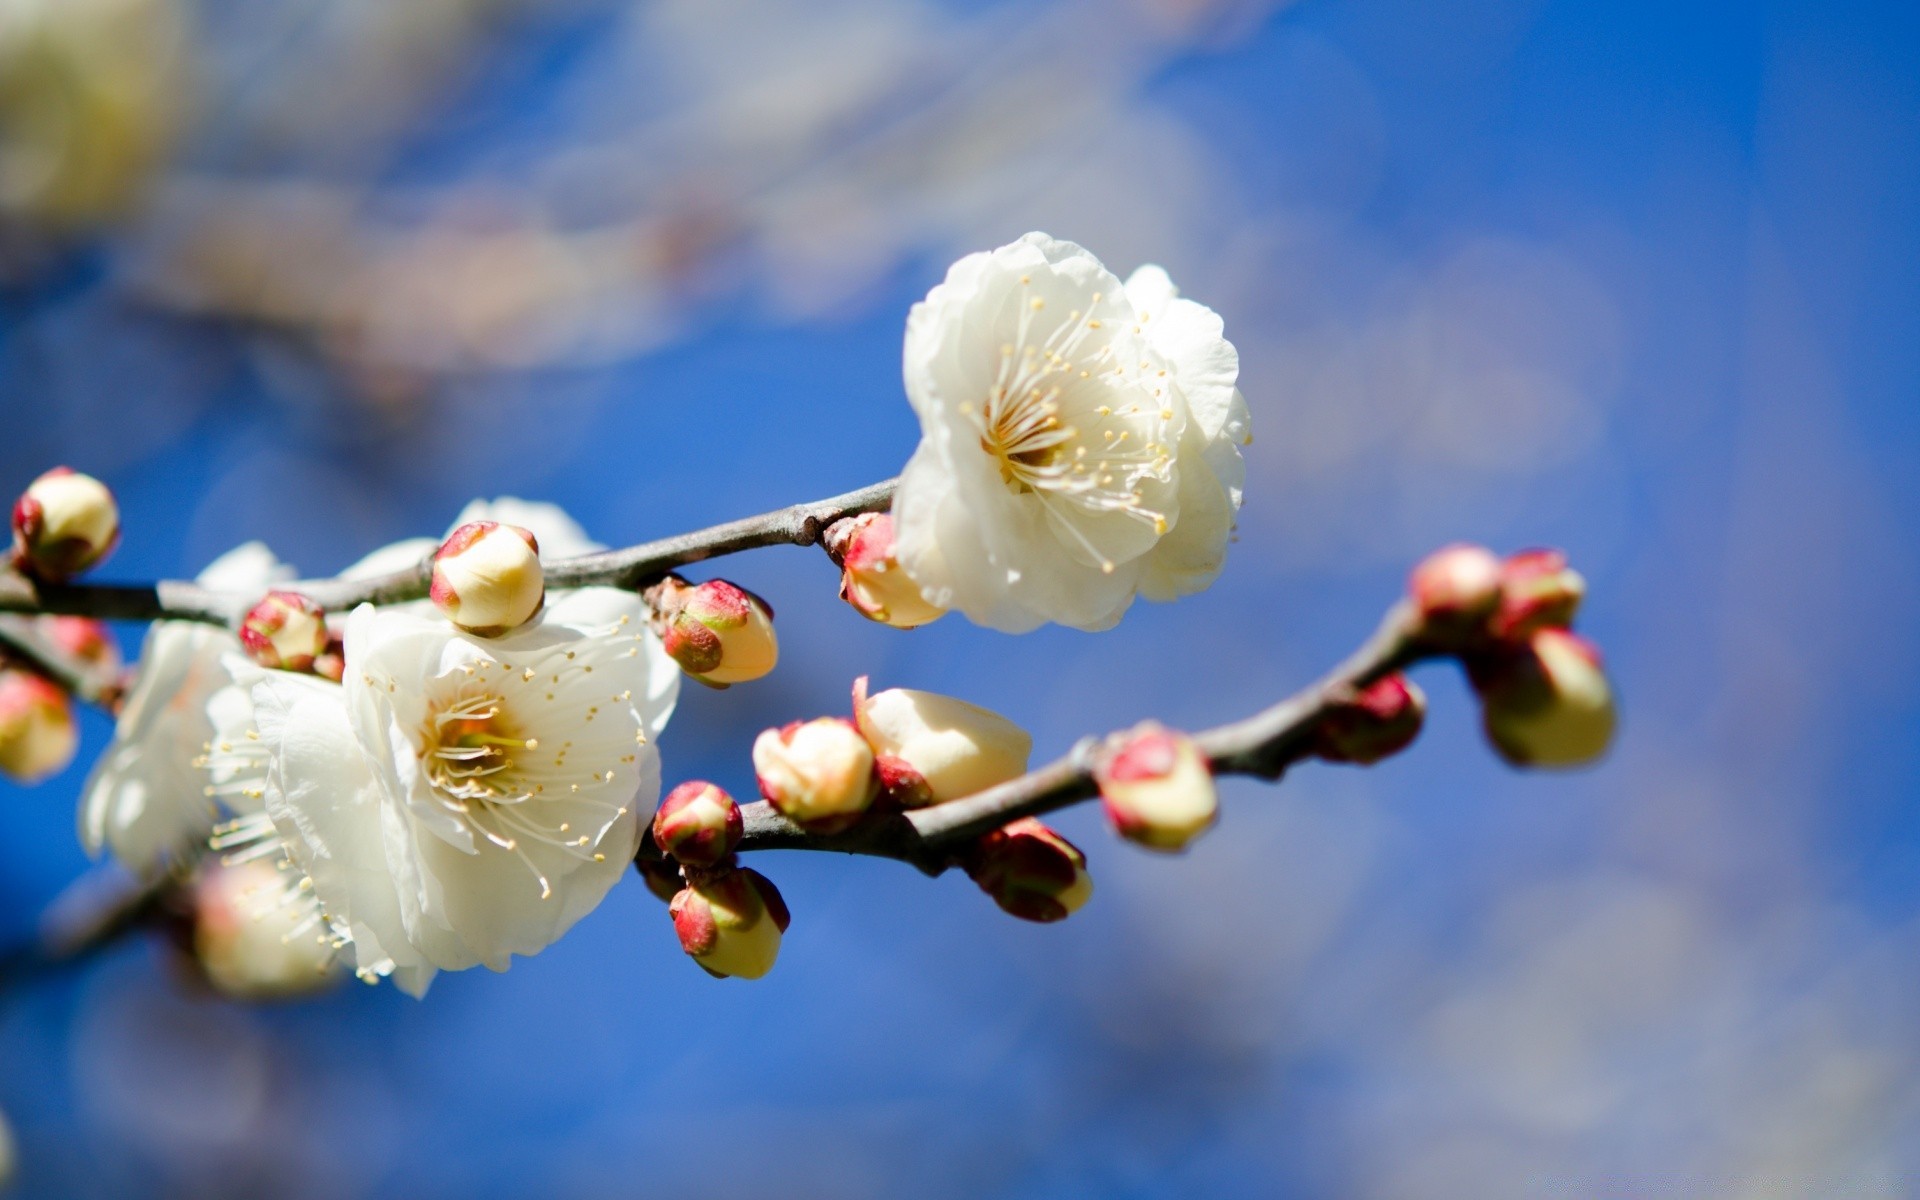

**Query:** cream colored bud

left=962, top=817, right=1093, bottom=922
left=192, top=860, right=341, bottom=1000
left=239, top=591, right=328, bottom=672
left=430, top=521, right=545, bottom=636
left=670, top=867, right=790, bottom=979
left=1095, top=724, right=1218, bottom=852
left=0, top=667, right=77, bottom=783
left=11, top=467, right=119, bottom=579
left=753, top=717, right=877, bottom=827
left=833, top=513, right=946, bottom=629
left=852, top=676, right=1030, bottom=807
left=655, top=577, right=778, bottom=687
left=1475, top=629, right=1617, bottom=768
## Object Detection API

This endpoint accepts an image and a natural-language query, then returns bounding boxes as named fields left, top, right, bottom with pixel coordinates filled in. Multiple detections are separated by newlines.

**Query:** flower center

left=423, top=692, right=538, bottom=802
left=965, top=278, right=1174, bottom=570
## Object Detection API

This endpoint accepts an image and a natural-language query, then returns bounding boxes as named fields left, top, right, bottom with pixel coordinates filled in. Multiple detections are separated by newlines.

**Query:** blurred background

left=2, top=0, right=1918, bottom=1194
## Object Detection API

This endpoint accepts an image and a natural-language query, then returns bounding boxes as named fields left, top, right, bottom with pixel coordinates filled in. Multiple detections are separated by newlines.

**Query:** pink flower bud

left=652, top=780, right=743, bottom=867
left=312, top=632, right=346, bottom=684
left=191, top=859, right=341, bottom=1000
left=430, top=521, right=545, bottom=636
left=851, top=675, right=1030, bottom=807
left=239, top=591, right=329, bottom=672
left=1408, top=543, right=1503, bottom=640
left=1095, top=724, right=1217, bottom=852
left=0, top=667, right=77, bottom=783
left=40, top=615, right=119, bottom=674
left=961, top=817, right=1093, bottom=922
left=10, top=467, right=119, bottom=580
left=1491, top=548, right=1586, bottom=641
left=830, top=513, right=945, bottom=629
left=669, top=866, right=790, bottom=979
left=753, top=717, right=877, bottom=830
left=1471, top=628, right=1616, bottom=768
left=1314, top=673, right=1427, bottom=765
left=654, top=576, right=778, bottom=687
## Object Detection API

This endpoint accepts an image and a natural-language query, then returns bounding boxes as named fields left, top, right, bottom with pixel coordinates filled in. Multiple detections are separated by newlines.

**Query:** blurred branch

left=0, top=870, right=179, bottom=991
left=0, top=616, right=124, bottom=710
left=0, top=478, right=898, bottom=626
left=644, top=599, right=1433, bottom=875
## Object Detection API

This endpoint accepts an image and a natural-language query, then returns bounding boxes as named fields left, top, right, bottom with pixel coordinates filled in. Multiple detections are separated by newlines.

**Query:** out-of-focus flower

left=0, top=1103, right=13, bottom=1191
left=0, top=0, right=185, bottom=231
left=1095, top=723, right=1217, bottom=851
left=851, top=675, right=1030, bottom=807
left=307, top=588, right=677, bottom=977
left=893, top=233, right=1250, bottom=632
left=430, top=522, right=546, bottom=636
left=81, top=542, right=291, bottom=874
left=753, top=717, right=877, bottom=830
left=670, top=866, right=789, bottom=979
left=1408, top=543, right=1504, bottom=640
left=239, top=591, right=328, bottom=672
left=10, top=467, right=118, bottom=580
left=652, top=780, right=742, bottom=867
left=962, top=817, right=1093, bottom=922
left=1314, top=673, right=1426, bottom=765
left=651, top=576, right=778, bottom=687
left=1491, top=548, right=1587, bottom=641
left=830, top=512, right=946, bottom=628
left=0, top=666, right=76, bottom=783
left=1472, top=629, right=1617, bottom=768
left=39, top=615, right=118, bottom=674
left=191, top=858, right=343, bottom=1000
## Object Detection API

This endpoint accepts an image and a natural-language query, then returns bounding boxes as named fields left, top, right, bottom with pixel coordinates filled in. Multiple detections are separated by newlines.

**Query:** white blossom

left=893, top=232, right=1250, bottom=632
left=79, top=541, right=291, bottom=873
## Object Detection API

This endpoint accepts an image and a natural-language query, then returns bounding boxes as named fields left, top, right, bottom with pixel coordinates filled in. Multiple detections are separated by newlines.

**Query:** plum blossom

left=80, top=541, right=292, bottom=874
left=893, top=232, right=1251, bottom=632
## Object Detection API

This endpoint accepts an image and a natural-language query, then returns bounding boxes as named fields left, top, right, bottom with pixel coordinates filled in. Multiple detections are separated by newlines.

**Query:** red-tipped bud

left=753, top=717, right=877, bottom=830
left=635, top=856, right=685, bottom=905
left=239, top=591, right=328, bottom=672
left=1314, top=673, right=1427, bottom=764
left=40, top=615, right=119, bottom=674
left=653, top=576, right=778, bottom=687
left=191, top=860, right=342, bottom=1000
left=0, top=667, right=77, bottom=783
left=1491, top=549, right=1586, bottom=640
left=669, top=866, right=789, bottom=979
left=1471, top=628, right=1616, bottom=768
left=1409, top=543, right=1503, bottom=640
left=311, top=632, right=346, bottom=684
left=652, top=780, right=743, bottom=867
left=852, top=676, right=1030, bottom=808
left=829, top=512, right=945, bottom=629
left=1095, top=724, right=1218, bottom=852
left=430, top=521, right=545, bottom=636
left=962, top=817, right=1093, bottom=923
left=11, top=467, right=119, bottom=580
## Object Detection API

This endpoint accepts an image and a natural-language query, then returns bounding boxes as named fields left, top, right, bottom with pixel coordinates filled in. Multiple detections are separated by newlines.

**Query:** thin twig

left=0, top=478, right=899, bottom=627
left=641, top=600, right=1433, bottom=875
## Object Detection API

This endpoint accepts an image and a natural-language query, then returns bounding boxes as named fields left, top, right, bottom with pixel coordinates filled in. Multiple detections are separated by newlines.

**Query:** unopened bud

left=1491, top=549, right=1586, bottom=640
left=312, top=632, right=346, bottom=684
left=1472, top=628, right=1616, bottom=768
left=753, top=717, right=877, bottom=830
left=851, top=675, right=1030, bottom=807
left=192, top=860, right=342, bottom=1000
left=653, top=576, right=778, bottom=686
left=830, top=513, right=946, bottom=629
left=11, top=467, right=119, bottom=580
left=962, top=817, right=1092, bottom=922
left=0, top=667, right=77, bottom=783
left=1095, top=724, right=1218, bottom=852
left=1409, top=543, right=1503, bottom=640
left=652, top=780, right=743, bottom=867
left=431, top=521, right=545, bottom=636
left=1315, top=673, right=1426, bottom=764
left=41, top=615, right=119, bottom=674
left=240, top=591, right=328, bottom=672
left=670, top=867, right=790, bottom=979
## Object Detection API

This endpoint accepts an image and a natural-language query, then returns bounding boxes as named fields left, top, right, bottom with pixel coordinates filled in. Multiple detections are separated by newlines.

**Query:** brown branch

left=0, top=478, right=898, bottom=627
left=640, top=599, right=1433, bottom=876
left=0, top=870, right=180, bottom=990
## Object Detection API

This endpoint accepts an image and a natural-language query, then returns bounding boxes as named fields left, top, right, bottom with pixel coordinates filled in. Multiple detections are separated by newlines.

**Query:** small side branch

left=0, top=478, right=900, bottom=627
